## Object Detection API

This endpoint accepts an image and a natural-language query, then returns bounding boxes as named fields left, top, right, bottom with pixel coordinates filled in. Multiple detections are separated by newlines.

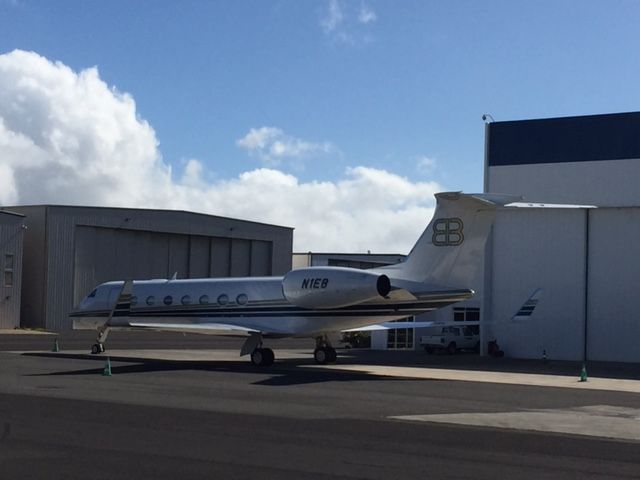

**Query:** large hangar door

left=74, top=227, right=275, bottom=305
left=230, top=239, right=251, bottom=277
left=251, top=240, right=272, bottom=276
left=489, top=209, right=586, bottom=361
left=588, top=209, right=640, bottom=362
left=189, top=236, right=210, bottom=278
left=73, top=226, right=179, bottom=304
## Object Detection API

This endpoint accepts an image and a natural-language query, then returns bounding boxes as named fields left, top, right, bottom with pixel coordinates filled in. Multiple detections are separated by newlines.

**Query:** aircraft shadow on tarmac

left=22, top=352, right=431, bottom=387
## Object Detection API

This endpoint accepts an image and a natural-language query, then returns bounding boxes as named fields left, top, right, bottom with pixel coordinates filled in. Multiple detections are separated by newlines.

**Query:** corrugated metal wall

left=71, top=227, right=277, bottom=305
left=9, top=205, right=292, bottom=331
left=0, top=212, right=24, bottom=329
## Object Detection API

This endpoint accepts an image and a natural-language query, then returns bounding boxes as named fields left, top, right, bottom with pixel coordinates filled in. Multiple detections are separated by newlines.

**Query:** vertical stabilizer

left=377, top=192, right=519, bottom=286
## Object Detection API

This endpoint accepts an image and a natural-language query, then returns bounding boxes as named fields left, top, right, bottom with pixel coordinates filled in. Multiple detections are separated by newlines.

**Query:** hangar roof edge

left=0, top=209, right=25, bottom=218
left=1, top=204, right=293, bottom=230
left=489, top=110, right=640, bottom=126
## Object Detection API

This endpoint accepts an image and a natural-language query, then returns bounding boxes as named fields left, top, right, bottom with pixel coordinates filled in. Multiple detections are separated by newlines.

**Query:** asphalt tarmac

left=1, top=332, right=639, bottom=479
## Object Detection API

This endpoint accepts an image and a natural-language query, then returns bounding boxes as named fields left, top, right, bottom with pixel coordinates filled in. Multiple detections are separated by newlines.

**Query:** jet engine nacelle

left=282, top=267, right=391, bottom=309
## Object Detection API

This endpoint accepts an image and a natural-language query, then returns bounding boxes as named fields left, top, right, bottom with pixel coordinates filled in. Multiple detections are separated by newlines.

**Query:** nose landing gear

left=90, top=327, right=110, bottom=354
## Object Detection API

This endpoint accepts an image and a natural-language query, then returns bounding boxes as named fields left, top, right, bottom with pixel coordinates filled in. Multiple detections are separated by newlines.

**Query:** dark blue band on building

left=487, top=111, right=640, bottom=167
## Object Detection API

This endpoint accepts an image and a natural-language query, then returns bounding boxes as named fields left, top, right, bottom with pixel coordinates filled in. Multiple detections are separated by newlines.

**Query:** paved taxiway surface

left=1, top=333, right=639, bottom=479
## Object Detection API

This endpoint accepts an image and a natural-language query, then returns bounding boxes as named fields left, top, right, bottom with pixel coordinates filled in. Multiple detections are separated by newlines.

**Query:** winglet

left=511, top=289, right=542, bottom=322
left=108, top=280, right=134, bottom=323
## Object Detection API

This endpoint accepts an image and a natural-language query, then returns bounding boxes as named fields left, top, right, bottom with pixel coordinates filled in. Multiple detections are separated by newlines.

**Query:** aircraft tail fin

left=377, top=192, right=519, bottom=286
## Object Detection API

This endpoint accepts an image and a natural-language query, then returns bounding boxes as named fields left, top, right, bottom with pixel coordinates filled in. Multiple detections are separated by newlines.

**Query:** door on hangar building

left=73, top=226, right=187, bottom=305
left=587, top=208, right=640, bottom=363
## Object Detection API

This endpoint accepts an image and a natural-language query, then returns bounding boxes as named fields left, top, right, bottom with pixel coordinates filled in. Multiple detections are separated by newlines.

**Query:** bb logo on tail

left=432, top=218, right=464, bottom=246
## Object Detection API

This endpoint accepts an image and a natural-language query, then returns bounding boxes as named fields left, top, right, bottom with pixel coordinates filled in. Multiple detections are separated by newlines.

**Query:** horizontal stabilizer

left=388, top=278, right=473, bottom=302
left=507, top=202, right=596, bottom=209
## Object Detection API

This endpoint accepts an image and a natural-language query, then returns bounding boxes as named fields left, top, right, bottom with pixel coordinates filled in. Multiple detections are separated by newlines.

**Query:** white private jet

left=70, top=192, right=517, bottom=366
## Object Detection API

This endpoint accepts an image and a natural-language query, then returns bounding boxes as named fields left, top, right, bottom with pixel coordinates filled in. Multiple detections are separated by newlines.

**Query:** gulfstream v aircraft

left=71, top=192, right=517, bottom=366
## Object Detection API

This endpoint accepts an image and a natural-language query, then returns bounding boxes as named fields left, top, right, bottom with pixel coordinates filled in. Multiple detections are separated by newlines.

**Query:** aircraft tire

left=251, top=348, right=274, bottom=367
left=262, top=348, right=275, bottom=366
left=250, top=348, right=264, bottom=366
left=326, top=347, right=337, bottom=364
left=91, top=343, right=104, bottom=355
left=314, top=347, right=328, bottom=365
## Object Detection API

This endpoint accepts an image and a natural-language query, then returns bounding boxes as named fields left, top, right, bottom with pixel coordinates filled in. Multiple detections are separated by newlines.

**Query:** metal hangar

left=484, top=111, right=640, bottom=363
left=0, top=205, right=293, bottom=331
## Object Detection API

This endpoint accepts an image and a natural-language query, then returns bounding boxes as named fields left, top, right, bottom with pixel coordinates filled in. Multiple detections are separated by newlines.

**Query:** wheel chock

left=103, top=357, right=112, bottom=376
left=52, top=338, right=59, bottom=353
left=579, top=363, right=588, bottom=382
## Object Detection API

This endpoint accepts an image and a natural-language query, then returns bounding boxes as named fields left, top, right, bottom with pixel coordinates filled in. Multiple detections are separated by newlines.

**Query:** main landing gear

left=314, top=336, right=337, bottom=365
left=250, top=347, right=275, bottom=367
left=90, top=327, right=110, bottom=354
left=242, top=333, right=275, bottom=367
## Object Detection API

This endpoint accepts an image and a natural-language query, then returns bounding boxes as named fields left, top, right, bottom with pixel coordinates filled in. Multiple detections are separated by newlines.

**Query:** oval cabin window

left=146, top=296, right=155, bottom=306
left=217, top=294, right=229, bottom=306
left=181, top=295, right=192, bottom=305
left=236, top=294, right=248, bottom=305
left=199, top=295, right=209, bottom=305
left=163, top=295, right=173, bottom=306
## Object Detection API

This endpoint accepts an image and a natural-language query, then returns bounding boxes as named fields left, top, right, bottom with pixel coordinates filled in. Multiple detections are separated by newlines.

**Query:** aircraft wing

left=128, top=322, right=260, bottom=336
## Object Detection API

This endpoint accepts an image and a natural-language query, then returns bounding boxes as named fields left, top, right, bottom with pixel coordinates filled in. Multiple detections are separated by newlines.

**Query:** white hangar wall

left=587, top=208, right=640, bottom=362
left=3, top=205, right=293, bottom=331
left=486, top=158, right=640, bottom=207
left=485, top=111, right=640, bottom=363
left=486, top=208, right=587, bottom=361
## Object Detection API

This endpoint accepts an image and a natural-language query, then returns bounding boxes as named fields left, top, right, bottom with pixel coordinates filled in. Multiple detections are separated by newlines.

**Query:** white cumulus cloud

left=236, top=126, right=334, bottom=166
left=0, top=50, right=443, bottom=252
left=0, top=49, right=170, bottom=207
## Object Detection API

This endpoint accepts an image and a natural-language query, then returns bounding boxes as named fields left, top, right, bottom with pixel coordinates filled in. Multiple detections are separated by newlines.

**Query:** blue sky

left=1, top=1, right=640, bottom=251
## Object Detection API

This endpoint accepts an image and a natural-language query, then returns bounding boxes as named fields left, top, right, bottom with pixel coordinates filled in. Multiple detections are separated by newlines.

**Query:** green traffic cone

left=52, top=338, right=59, bottom=352
left=102, top=357, right=112, bottom=376
left=579, top=363, right=588, bottom=382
